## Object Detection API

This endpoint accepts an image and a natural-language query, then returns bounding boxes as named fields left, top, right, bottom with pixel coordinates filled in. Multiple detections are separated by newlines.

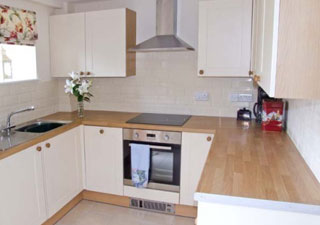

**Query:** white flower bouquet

left=64, top=72, right=93, bottom=102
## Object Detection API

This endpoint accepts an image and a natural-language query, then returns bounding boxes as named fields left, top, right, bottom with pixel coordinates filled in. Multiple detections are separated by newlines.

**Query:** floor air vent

left=130, top=198, right=175, bottom=214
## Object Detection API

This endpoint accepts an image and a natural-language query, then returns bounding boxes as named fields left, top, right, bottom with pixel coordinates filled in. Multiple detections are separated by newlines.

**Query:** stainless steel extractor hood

left=128, top=0, right=194, bottom=52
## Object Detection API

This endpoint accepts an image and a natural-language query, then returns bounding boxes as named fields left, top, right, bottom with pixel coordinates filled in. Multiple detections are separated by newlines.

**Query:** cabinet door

left=251, top=0, right=280, bottom=97
left=198, top=0, right=252, bottom=77
left=84, top=126, right=123, bottom=195
left=50, top=13, right=86, bottom=77
left=43, top=127, right=83, bottom=217
left=0, top=146, right=46, bottom=225
left=180, top=132, right=214, bottom=206
left=85, top=9, right=127, bottom=77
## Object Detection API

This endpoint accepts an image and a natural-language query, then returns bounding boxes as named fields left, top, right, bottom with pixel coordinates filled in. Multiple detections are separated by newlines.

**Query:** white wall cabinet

left=198, top=0, right=252, bottom=77
left=180, top=132, right=214, bottom=206
left=251, top=0, right=320, bottom=99
left=251, top=0, right=280, bottom=97
left=50, top=8, right=136, bottom=78
left=42, top=127, right=84, bottom=218
left=50, top=13, right=86, bottom=77
left=0, top=145, right=47, bottom=225
left=84, top=126, right=123, bottom=195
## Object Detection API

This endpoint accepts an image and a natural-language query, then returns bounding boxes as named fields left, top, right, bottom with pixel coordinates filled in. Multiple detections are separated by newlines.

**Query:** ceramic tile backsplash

left=58, top=52, right=256, bottom=117
left=0, top=80, right=58, bottom=127
left=287, top=99, right=320, bottom=182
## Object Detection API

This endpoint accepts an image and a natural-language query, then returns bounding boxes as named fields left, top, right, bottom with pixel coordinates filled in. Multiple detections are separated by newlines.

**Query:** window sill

left=0, top=78, right=40, bottom=85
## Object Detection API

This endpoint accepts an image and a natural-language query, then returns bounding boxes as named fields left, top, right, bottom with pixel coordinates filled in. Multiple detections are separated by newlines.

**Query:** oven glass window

left=151, top=150, right=173, bottom=183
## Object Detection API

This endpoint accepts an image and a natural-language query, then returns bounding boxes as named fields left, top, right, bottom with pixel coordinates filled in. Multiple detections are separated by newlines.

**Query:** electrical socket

left=230, top=93, right=253, bottom=102
left=238, top=93, right=253, bottom=102
left=195, top=92, right=209, bottom=101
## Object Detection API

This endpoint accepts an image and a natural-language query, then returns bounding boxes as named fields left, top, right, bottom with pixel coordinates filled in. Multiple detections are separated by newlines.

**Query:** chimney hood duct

left=128, top=0, right=194, bottom=52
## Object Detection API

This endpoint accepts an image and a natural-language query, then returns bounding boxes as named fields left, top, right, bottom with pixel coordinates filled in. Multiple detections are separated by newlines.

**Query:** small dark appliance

left=237, top=108, right=252, bottom=121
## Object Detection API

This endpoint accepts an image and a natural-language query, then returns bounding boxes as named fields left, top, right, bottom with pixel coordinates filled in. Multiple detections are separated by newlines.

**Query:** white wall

left=287, top=100, right=320, bottom=182
left=57, top=0, right=256, bottom=117
left=68, top=0, right=156, bottom=43
left=0, top=0, right=58, bottom=125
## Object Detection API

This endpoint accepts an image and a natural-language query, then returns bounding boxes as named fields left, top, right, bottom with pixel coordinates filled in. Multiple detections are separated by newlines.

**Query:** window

left=0, top=44, right=37, bottom=82
left=0, top=4, right=38, bottom=83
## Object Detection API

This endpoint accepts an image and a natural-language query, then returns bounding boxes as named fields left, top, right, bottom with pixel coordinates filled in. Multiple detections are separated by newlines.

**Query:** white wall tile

left=287, top=99, right=320, bottom=182
left=57, top=52, right=256, bottom=117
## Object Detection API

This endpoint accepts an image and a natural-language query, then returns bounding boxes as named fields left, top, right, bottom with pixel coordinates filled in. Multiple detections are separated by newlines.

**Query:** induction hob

left=126, top=113, right=191, bottom=126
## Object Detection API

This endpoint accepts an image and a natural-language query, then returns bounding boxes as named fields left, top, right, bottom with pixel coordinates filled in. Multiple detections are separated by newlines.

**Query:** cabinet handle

left=79, top=71, right=84, bottom=76
left=36, top=146, right=42, bottom=152
left=99, top=129, right=104, bottom=134
left=199, top=70, right=204, bottom=75
left=207, top=136, right=212, bottom=142
left=45, top=143, right=51, bottom=148
left=253, top=75, right=261, bottom=83
left=86, top=71, right=91, bottom=76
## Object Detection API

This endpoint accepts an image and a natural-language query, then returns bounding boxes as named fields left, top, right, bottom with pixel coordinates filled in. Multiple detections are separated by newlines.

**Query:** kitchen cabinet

left=251, top=0, right=320, bottom=99
left=0, top=145, right=46, bottom=225
left=180, top=132, right=214, bottom=206
left=50, top=8, right=136, bottom=78
left=50, top=13, right=86, bottom=77
left=42, top=127, right=84, bottom=218
left=198, top=0, right=252, bottom=77
left=84, top=126, right=123, bottom=195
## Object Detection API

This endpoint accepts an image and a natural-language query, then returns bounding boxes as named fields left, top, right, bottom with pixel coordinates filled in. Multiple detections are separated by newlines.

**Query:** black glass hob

left=126, top=113, right=191, bottom=126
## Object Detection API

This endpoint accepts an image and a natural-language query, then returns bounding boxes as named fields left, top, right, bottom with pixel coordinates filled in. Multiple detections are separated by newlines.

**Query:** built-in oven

left=123, top=129, right=181, bottom=193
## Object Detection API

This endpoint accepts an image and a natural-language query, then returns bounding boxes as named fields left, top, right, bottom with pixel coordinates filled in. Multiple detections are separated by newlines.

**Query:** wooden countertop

left=197, top=125, right=320, bottom=209
left=1, top=110, right=320, bottom=209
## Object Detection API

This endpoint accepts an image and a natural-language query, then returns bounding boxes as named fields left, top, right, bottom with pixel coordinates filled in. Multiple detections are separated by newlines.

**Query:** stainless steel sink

left=15, top=121, right=70, bottom=133
left=0, top=120, right=72, bottom=151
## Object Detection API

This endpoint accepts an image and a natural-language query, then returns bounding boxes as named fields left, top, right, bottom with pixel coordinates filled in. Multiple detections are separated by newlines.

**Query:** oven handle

left=129, top=143, right=172, bottom=151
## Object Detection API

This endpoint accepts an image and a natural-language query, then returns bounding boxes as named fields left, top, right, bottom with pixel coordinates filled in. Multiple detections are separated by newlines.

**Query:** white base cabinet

left=180, top=132, right=214, bottom=206
left=84, top=126, right=123, bottom=195
left=0, top=145, right=47, bottom=225
left=43, top=127, right=84, bottom=218
left=0, top=127, right=84, bottom=224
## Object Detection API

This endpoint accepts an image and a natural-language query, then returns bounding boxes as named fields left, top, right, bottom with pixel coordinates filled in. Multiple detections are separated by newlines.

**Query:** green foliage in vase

left=64, top=71, right=93, bottom=102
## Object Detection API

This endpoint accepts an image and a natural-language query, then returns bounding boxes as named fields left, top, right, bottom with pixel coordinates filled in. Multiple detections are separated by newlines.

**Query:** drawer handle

left=86, top=71, right=91, bottom=76
left=207, top=136, right=212, bottom=142
left=99, top=129, right=104, bottom=134
left=45, top=143, right=51, bottom=148
left=36, top=146, right=42, bottom=152
left=79, top=71, right=84, bottom=76
left=199, top=70, right=204, bottom=75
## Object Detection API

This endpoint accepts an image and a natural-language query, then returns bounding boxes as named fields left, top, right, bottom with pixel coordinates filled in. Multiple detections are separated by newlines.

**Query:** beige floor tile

left=56, top=200, right=195, bottom=225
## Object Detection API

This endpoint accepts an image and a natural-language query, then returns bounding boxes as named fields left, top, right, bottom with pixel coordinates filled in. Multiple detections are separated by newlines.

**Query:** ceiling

left=55, top=0, right=112, bottom=2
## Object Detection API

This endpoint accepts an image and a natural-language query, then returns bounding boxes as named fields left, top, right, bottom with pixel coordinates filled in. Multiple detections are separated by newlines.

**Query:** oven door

left=123, top=140, right=181, bottom=192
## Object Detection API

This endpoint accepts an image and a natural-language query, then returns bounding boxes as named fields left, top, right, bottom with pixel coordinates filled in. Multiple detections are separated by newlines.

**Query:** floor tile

left=56, top=200, right=195, bottom=225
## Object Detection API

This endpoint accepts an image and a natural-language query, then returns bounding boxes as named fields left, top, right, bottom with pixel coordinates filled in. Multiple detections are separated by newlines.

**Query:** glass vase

left=77, top=100, right=84, bottom=118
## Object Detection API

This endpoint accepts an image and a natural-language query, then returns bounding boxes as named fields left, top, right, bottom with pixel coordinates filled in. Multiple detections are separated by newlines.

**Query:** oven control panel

left=123, top=129, right=181, bottom=145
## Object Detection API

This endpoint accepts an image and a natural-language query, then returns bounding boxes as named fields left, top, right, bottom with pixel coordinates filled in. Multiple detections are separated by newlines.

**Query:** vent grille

left=130, top=198, right=175, bottom=214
